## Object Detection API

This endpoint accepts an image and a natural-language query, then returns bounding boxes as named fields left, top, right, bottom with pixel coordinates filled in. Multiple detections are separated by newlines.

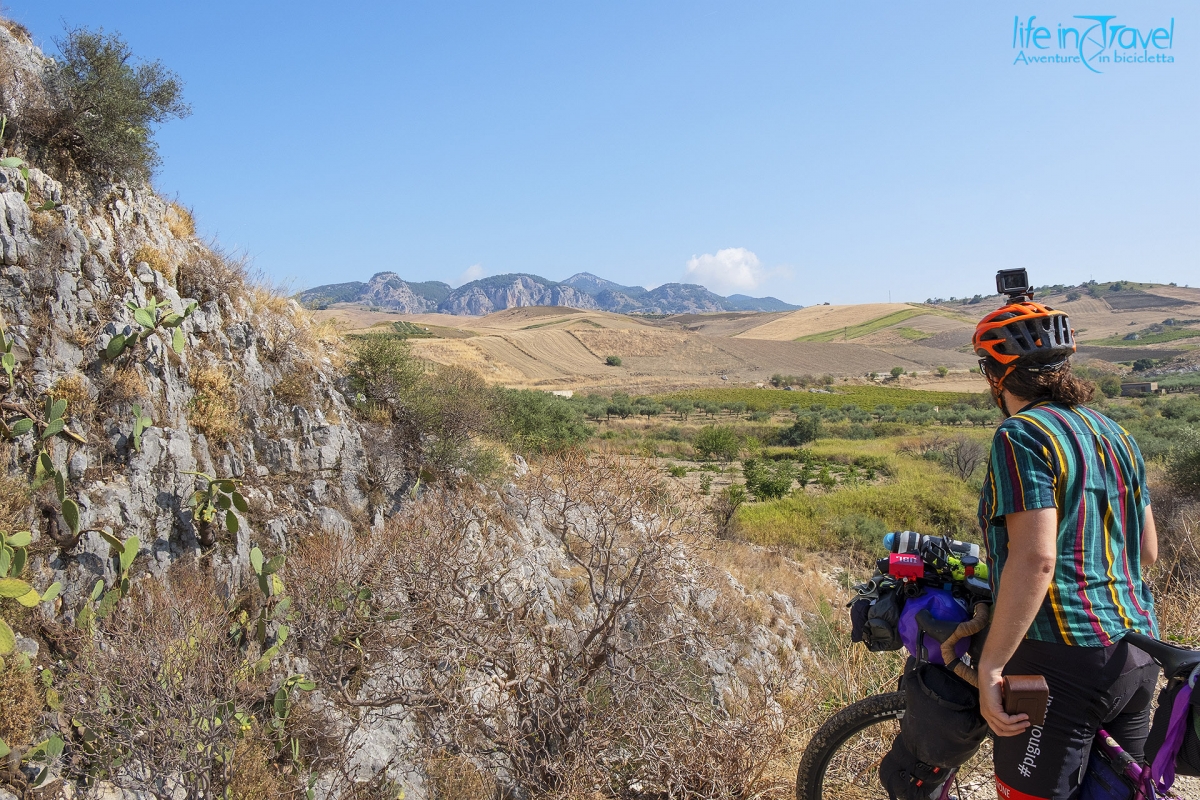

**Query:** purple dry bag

left=898, top=588, right=969, bottom=665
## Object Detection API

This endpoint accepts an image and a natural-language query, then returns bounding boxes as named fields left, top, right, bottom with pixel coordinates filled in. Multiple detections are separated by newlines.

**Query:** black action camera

left=996, top=268, right=1032, bottom=300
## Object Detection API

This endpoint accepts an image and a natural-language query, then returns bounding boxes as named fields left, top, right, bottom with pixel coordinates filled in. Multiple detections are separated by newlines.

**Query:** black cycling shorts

left=993, top=636, right=1159, bottom=800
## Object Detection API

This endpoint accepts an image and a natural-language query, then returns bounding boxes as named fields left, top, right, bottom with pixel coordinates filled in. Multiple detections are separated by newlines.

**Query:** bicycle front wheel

left=795, top=691, right=997, bottom=800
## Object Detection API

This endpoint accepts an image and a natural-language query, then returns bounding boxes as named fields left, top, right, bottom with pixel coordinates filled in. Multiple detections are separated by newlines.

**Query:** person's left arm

left=979, top=510, right=1056, bottom=734
left=977, top=507, right=1058, bottom=736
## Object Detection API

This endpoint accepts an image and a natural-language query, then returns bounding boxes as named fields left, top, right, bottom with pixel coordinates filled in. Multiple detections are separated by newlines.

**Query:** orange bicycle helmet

left=974, top=299, right=1076, bottom=403
left=973, top=300, right=1075, bottom=366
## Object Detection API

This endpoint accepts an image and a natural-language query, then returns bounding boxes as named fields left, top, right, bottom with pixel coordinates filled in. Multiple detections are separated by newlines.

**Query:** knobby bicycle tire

left=795, top=691, right=996, bottom=800
left=795, top=691, right=906, bottom=800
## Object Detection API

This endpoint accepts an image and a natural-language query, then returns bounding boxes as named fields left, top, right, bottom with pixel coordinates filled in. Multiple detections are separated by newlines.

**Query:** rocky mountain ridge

left=299, top=270, right=800, bottom=315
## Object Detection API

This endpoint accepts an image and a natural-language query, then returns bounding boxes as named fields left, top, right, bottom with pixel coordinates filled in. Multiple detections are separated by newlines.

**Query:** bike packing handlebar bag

left=850, top=580, right=905, bottom=652
left=1146, top=664, right=1200, bottom=791
left=900, top=662, right=988, bottom=770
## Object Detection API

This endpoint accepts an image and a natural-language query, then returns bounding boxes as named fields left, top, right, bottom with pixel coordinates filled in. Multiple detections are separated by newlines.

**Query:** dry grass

left=133, top=244, right=174, bottom=287
left=1147, top=483, right=1200, bottom=645
left=30, top=209, right=62, bottom=239
left=177, top=243, right=247, bottom=304
left=427, top=753, right=491, bottom=800
left=273, top=368, right=315, bottom=406
left=60, top=563, right=274, bottom=797
left=0, top=472, right=32, bottom=537
left=51, top=374, right=94, bottom=420
left=1, top=18, right=32, bottom=41
left=227, top=734, right=282, bottom=800
left=166, top=202, right=196, bottom=239
left=188, top=364, right=241, bottom=445
left=101, top=364, right=150, bottom=409
left=0, top=661, right=41, bottom=749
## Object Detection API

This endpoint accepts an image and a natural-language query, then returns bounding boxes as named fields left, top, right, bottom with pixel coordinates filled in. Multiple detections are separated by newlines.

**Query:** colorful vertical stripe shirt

left=979, top=401, right=1158, bottom=647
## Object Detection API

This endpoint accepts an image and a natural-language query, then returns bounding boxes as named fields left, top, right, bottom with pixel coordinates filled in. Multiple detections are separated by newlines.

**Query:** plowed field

left=734, top=303, right=917, bottom=341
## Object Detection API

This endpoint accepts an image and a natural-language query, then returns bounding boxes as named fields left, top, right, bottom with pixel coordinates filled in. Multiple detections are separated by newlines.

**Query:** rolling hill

left=314, top=281, right=1200, bottom=394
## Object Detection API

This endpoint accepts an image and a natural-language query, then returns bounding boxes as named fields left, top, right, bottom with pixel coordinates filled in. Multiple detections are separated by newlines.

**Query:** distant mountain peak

left=300, top=271, right=799, bottom=315
left=562, top=272, right=647, bottom=298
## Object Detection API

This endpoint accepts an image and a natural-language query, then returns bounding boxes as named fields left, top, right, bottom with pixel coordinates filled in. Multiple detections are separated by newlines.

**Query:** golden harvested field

left=1050, top=288, right=1200, bottom=340
left=320, top=282, right=1200, bottom=394
left=735, top=303, right=918, bottom=341
left=437, top=306, right=651, bottom=333
left=660, top=311, right=793, bottom=337
left=406, top=323, right=980, bottom=391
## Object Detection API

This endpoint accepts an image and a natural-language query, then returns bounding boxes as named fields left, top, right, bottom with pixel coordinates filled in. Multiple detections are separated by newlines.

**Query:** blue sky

left=5, top=1, right=1196, bottom=304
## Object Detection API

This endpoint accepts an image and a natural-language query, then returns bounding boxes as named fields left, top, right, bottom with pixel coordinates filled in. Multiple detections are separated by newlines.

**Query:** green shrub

left=736, top=440, right=978, bottom=559
left=23, top=28, right=190, bottom=181
left=348, top=335, right=424, bottom=408
left=666, top=465, right=688, bottom=478
left=1168, top=429, right=1200, bottom=494
left=605, top=355, right=622, bottom=366
left=742, top=458, right=795, bottom=500
left=1097, top=375, right=1122, bottom=398
left=692, top=425, right=741, bottom=461
left=496, top=389, right=591, bottom=453
left=776, top=416, right=820, bottom=446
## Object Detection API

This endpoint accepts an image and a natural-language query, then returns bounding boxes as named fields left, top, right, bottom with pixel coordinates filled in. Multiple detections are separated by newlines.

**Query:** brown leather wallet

left=1003, top=674, right=1049, bottom=728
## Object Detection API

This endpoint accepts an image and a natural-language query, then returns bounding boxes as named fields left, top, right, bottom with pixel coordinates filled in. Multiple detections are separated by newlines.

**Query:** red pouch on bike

left=889, top=553, right=924, bottom=581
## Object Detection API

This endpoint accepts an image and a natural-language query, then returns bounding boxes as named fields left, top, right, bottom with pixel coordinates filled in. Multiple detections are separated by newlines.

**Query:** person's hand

left=978, top=663, right=1030, bottom=737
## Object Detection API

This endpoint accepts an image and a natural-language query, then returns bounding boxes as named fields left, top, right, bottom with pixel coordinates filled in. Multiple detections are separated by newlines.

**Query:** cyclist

left=973, top=297, right=1160, bottom=800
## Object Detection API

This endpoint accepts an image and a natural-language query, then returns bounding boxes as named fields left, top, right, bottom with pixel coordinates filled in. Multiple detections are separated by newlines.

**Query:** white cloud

left=456, top=263, right=485, bottom=286
left=684, top=247, right=768, bottom=295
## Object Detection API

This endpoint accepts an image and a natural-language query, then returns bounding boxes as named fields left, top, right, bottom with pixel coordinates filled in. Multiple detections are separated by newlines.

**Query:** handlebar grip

left=915, top=608, right=962, bottom=644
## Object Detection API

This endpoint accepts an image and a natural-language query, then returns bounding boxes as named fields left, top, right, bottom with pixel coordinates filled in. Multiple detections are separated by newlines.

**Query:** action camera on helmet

left=995, top=269, right=1031, bottom=300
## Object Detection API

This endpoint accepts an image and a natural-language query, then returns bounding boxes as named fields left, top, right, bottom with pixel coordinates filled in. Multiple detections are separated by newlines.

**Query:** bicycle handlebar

left=915, top=604, right=990, bottom=688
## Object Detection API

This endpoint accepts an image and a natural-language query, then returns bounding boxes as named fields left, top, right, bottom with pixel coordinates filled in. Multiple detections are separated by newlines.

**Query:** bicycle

left=795, top=533, right=1200, bottom=800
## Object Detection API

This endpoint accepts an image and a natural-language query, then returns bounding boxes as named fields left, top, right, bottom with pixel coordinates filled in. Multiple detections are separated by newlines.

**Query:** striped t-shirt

left=978, top=401, right=1158, bottom=647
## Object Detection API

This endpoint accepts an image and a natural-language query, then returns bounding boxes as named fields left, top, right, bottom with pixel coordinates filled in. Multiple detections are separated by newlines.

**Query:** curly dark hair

left=984, top=359, right=1095, bottom=406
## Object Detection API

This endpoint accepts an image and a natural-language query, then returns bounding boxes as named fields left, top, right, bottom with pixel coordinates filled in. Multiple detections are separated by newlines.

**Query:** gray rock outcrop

left=0, top=166, right=372, bottom=617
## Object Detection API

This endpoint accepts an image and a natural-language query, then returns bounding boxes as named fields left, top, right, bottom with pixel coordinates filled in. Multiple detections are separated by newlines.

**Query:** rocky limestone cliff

left=0, top=164, right=374, bottom=610
left=298, top=271, right=450, bottom=313
left=0, top=25, right=377, bottom=624
left=437, top=273, right=600, bottom=315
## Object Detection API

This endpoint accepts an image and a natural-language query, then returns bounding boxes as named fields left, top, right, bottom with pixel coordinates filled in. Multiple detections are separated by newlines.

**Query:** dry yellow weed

left=188, top=365, right=241, bottom=445
left=166, top=202, right=195, bottom=238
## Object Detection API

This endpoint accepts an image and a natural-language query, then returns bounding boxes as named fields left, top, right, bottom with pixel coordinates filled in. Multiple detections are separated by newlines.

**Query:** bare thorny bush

left=284, top=452, right=803, bottom=799
left=56, top=566, right=276, bottom=799
left=1146, top=480, right=1200, bottom=644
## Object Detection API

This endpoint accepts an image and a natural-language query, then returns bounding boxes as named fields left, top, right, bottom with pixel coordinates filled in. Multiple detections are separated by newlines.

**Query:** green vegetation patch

left=735, top=439, right=979, bottom=559
left=655, top=386, right=982, bottom=413
left=795, top=307, right=968, bottom=343
left=894, top=327, right=932, bottom=341
left=1084, top=327, right=1200, bottom=347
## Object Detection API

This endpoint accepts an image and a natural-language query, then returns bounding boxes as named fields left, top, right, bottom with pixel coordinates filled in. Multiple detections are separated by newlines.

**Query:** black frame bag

left=900, top=663, right=989, bottom=769
left=879, top=735, right=951, bottom=800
